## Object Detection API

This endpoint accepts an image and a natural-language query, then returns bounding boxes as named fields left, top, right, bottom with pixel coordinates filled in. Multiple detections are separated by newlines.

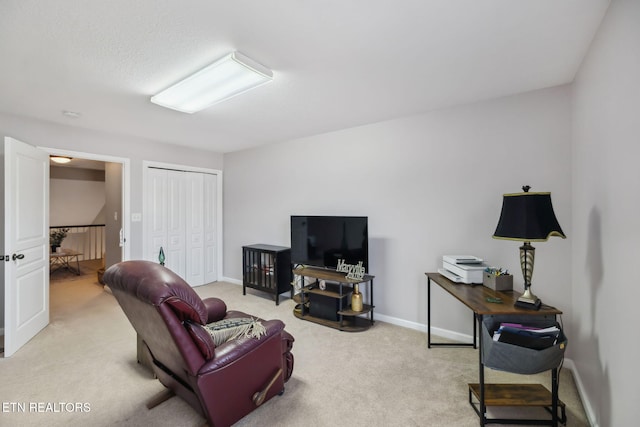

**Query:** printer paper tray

left=438, top=268, right=469, bottom=284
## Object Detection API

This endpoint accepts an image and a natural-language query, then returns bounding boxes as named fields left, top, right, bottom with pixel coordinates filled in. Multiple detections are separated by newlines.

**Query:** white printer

left=438, top=255, right=488, bottom=284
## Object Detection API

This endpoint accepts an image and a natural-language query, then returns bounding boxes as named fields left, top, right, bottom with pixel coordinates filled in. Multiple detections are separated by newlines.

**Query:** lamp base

left=515, top=298, right=541, bottom=310
left=514, top=286, right=542, bottom=310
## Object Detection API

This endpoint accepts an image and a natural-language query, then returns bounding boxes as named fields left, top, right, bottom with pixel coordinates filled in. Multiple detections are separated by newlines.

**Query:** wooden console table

left=425, top=272, right=565, bottom=426
left=293, top=266, right=375, bottom=332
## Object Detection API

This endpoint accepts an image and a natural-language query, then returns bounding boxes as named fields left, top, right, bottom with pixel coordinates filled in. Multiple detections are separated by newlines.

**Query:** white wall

left=224, top=86, right=572, bottom=336
left=50, top=178, right=106, bottom=227
left=0, top=113, right=224, bottom=260
left=571, top=0, right=640, bottom=425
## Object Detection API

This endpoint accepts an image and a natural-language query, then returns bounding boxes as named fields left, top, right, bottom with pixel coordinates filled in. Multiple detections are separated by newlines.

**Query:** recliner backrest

left=104, top=260, right=208, bottom=377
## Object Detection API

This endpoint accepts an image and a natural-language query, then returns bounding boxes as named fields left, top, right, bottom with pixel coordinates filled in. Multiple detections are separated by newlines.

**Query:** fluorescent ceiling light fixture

left=150, top=51, right=273, bottom=113
left=50, top=156, right=72, bottom=164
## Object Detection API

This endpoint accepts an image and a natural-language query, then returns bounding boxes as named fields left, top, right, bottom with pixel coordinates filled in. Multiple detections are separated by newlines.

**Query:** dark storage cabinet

left=242, top=244, right=292, bottom=305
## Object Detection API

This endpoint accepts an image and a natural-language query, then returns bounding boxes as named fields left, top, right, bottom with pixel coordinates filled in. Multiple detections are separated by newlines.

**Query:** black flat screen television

left=290, top=216, right=368, bottom=271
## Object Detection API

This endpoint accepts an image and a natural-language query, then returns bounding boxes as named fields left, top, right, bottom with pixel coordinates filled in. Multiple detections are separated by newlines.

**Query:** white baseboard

left=561, top=358, right=597, bottom=427
left=374, top=313, right=475, bottom=344
left=221, top=276, right=242, bottom=285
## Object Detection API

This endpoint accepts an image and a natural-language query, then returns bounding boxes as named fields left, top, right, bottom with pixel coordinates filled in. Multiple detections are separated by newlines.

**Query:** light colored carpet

left=0, top=267, right=589, bottom=426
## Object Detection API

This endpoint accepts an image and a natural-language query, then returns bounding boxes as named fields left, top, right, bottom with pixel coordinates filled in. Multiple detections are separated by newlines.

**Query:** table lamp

left=492, top=186, right=565, bottom=309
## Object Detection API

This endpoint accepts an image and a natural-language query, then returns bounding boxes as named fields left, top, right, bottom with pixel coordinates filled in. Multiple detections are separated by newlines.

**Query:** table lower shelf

left=468, top=383, right=566, bottom=425
left=293, top=306, right=373, bottom=332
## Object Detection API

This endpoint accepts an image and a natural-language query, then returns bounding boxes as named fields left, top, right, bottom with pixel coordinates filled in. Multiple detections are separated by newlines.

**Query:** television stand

left=292, top=266, right=375, bottom=332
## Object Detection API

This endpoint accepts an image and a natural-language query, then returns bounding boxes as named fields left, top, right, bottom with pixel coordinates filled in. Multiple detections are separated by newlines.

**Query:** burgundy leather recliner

left=103, top=260, right=295, bottom=427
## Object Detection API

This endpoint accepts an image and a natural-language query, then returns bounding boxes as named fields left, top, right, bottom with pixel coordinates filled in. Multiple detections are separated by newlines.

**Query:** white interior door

left=3, top=137, right=49, bottom=357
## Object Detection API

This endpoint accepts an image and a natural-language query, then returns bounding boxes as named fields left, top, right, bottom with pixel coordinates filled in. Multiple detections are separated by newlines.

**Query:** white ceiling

left=0, top=1, right=610, bottom=153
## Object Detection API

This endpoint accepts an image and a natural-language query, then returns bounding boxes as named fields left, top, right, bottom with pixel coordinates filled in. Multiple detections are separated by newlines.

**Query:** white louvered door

left=146, top=167, right=217, bottom=286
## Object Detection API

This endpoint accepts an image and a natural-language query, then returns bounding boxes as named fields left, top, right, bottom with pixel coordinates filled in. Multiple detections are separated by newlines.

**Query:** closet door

left=145, top=166, right=218, bottom=287
left=203, top=173, right=218, bottom=283
left=147, top=168, right=168, bottom=264
left=165, top=170, right=186, bottom=278
left=185, top=172, right=204, bottom=285
left=147, top=168, right=186, bottom=279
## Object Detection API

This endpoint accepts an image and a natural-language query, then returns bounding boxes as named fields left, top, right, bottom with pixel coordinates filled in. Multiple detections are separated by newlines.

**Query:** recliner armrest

left=282, top=330, right=295, bottom=382
left=202, top=297, right=227, bottom=323
left=198, top=319, right=285, bottom=374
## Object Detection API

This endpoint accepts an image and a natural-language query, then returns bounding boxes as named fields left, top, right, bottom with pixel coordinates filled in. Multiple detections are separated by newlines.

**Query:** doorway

left=45, top=148, right=130, bottom=265
left=49, top=158, right=121, bottom=282
left=45, top=150, right=129, bottom=319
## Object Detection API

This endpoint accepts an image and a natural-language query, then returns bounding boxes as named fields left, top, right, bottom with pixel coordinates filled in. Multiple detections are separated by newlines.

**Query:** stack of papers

left=492, top=322, right=561, bottom=350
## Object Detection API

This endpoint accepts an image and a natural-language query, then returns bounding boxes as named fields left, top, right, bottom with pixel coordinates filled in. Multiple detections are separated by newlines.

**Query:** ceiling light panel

left=150, top=51, right=273, bottom=113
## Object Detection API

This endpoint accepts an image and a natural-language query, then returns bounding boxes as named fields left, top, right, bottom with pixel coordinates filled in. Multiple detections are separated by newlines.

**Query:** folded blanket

left=203, top=317, right=266, bottom=346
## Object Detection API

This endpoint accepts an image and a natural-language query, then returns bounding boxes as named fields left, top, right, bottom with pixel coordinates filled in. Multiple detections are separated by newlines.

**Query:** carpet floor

left=0, top=264, right=589, bottom=426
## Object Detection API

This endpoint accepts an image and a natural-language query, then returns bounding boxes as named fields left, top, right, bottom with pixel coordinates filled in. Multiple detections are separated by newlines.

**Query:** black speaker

left=309, top=289, right=350, bottom=321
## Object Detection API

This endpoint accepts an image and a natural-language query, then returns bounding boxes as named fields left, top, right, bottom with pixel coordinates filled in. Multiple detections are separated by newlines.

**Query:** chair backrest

left=103, top=260, right=208, bottom=377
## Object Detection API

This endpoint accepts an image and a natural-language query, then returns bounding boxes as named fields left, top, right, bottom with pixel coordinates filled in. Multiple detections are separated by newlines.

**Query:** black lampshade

left=493, top=191, right=566, bottom=241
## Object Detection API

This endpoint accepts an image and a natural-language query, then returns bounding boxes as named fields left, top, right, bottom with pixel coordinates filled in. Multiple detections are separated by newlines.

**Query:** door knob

left=12, top=253, right=25, bottom=261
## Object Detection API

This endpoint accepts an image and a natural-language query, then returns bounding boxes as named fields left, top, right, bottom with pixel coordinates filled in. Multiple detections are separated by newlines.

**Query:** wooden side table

left=50, top=249, right=81, bottom=275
